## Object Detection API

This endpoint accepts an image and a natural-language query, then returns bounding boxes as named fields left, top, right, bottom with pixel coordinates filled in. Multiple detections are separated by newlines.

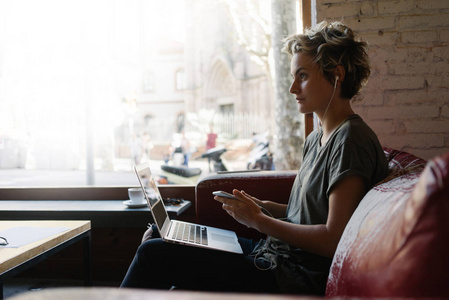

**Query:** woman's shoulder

left=337, top=114, right=378, bottom=141
left=304, top=129, right=321, bottom=148
left=306, top=129, right=320, bottom=141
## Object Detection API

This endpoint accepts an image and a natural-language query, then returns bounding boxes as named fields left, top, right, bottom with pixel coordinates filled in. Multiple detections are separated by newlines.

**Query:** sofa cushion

left=380, top=147, right=427, bottom=184
left=326, top=151, right=449, bottom=297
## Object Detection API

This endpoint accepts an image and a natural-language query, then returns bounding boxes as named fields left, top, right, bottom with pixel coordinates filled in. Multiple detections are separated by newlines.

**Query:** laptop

left=134, top=162, right=243, bottom=254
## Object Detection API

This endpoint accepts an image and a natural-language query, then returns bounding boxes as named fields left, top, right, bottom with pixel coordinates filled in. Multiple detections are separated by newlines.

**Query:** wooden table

left=0, top=221, right=92, bottom=300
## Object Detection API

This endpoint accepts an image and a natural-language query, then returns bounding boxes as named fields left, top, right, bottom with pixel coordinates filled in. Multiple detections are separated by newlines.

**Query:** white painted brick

left=440, top=29, right=449, bottom=43
left=321, top=3, right=360, bottom=18
left=382, top=133, right=444, bottom=148
left=377, top=135, right=403, bottom=150
left=399, top=14, right=449, bottom=29
left=316, top=0, right=354, bottom=6
left=353, top=106, right=370, bottom=120
left=368, top=46, right=408, bottom=64
left=378, top=136, right=401, bottom=150
left=366, top=120, right=396, bottom=135
left=344, top=16, right=396, bottom=32
left=366, top=105, right=439, bottom=119
left=385, top=62, right=419, bottom=75
left=385, top=90, right=448, bottom=105
left=380, top=76, right=426, bottom=90
left=378, top=0, right=415, bottom=15
left=357, top=90, right=385, bottom=106
left=408, top=133, right=444, bottom=148
left=384, top=90, right=423, bottom=106
left=316, top=0, right=362, bottom=14
left=410, top=148, right=448, bottom=160
left=363, top=31, right=398, bottom=45
left=418, top=0, right=449, bottom=10
left=404, top=120, right=449, bottom=133
left=426, top=75, right=449, bottom=89
left=432, top=46, right=449, bottom=61
left=363, top=80, right=384, bottom=96
left=442, top=106, right=449, bottom=118
left=399, top=47, right=429, bottom=63
left=401, top=30, right=438, bottom=44
left=360, top=2, right=375, bottom=16
left=387, top=61, right=440, bottom=75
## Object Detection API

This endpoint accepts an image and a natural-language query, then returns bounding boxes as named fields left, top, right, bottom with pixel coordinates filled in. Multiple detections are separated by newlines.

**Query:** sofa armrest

left=195, top=170, right=297, bottom=239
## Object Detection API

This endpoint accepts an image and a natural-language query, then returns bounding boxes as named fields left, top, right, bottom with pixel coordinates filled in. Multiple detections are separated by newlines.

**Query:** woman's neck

left=320, top=102, right=354, bottom=146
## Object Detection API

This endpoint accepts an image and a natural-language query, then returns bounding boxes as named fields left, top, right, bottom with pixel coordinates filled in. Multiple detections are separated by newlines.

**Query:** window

left=220, top=104, right=234, bottom=115
left=0, top=0, right=304, bottom=188
left=175, top=69, right=186, bottom=91
left=143, top=71, right=155, bottom=92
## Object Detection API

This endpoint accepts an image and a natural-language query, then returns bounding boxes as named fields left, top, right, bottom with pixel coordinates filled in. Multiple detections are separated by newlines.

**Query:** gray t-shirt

left=287, top=114, right=389, bottom=225
left=256, top=114, right=388, bottom=295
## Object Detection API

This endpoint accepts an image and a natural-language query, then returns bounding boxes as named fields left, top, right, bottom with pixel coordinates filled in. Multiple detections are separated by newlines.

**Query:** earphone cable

left=320, top=78, right=338, bottom=132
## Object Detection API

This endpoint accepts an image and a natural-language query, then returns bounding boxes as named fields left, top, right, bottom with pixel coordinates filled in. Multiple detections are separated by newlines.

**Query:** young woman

left=121, top=21, right=388, bottom=295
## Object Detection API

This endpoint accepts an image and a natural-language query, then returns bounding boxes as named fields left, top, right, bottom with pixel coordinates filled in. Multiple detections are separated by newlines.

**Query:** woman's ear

left=334, top=65, right=345, bottom=85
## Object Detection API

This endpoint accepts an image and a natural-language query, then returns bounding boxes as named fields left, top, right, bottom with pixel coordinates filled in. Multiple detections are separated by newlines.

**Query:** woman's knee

left=136, top=238, right=186, bottom=264
left=135, top=239, right=165, bottom=262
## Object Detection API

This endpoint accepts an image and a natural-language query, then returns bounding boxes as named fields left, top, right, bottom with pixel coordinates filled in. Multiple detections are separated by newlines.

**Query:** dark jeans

left=120, top=232, right=280, bottom=293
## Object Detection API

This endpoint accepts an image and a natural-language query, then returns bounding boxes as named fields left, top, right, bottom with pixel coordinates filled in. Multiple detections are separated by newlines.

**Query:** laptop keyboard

left=173, top=222, right=208, bottom=245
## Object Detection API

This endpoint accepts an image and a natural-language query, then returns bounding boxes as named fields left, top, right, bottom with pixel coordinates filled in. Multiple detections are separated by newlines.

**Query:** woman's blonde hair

left=282, top=21, right=370, bottom=99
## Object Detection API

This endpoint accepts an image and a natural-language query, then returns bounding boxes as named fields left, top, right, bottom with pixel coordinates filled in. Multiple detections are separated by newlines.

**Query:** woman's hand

left=214, top=189, right=267, bottom=230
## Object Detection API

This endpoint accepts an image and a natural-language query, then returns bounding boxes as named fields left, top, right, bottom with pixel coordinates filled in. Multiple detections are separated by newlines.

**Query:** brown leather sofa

left=195, top=148, right=449, bottom=297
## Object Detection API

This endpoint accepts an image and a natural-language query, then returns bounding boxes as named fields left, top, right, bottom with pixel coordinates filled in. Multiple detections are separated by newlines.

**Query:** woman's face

left=289, top=52, right=335, bottom=117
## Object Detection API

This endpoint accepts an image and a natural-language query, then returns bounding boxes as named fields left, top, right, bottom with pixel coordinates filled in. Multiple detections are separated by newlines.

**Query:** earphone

left=334, top=75, right=339, bottom=89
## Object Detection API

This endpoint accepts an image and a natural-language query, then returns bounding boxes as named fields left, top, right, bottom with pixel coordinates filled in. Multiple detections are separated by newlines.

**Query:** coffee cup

left=128, top=188, right=146, bottom=205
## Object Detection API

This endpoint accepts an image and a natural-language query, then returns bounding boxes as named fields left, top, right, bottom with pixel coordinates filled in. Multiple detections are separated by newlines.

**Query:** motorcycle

left=158, top=164, right=202, bottom=185
left=200, top=146, right=232, bottom=172
left=157, top=147, right=230, bottom=184
left=247, top=139, right=274, bottom=170
left=156, top=142, right=202, bottom=185
left=157, top=147, right=229, bottom=185
left=157, top=145, right=261, bottom=185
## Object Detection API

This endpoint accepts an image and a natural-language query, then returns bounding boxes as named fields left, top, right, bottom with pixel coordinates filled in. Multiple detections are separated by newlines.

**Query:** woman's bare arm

left=242, top=192, right=288, bottom=219
left=215, top=175, right=365, bottom=258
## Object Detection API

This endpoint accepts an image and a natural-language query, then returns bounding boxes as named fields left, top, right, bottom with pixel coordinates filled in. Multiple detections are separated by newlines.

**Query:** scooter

left=201, top=146, right=268, bottom=174
left=200, top=146, right=232, bottom=172
left=158, top=164, right=202, bottom=185
left=247, top=140, right=274, bottom=170
left=157, top=146, right=230, bottom=184
left=156, top=146, right=202, bottom=185
left=158, top=145, right=252, bottom=185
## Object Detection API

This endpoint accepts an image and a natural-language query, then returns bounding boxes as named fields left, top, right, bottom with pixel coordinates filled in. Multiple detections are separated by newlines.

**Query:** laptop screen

left=135, top=163, right=168, bottom=229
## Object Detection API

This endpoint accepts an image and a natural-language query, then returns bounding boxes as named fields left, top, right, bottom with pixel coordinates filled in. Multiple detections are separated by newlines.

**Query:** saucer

left=123, top=200, right=147, bottom=208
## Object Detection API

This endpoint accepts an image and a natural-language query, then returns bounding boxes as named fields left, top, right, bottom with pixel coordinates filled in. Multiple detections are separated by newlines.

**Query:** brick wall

left=315, top=0, right=449, bottom=160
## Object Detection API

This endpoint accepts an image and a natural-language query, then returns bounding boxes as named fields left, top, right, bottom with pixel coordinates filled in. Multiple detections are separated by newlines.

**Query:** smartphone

left=212, top=191, right=237, bottom=199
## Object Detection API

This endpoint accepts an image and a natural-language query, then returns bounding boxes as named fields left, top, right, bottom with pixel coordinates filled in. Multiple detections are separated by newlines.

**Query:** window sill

left=0, top=200, right=191, bottom=228
left=0, top=186, right=196, bottom=228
